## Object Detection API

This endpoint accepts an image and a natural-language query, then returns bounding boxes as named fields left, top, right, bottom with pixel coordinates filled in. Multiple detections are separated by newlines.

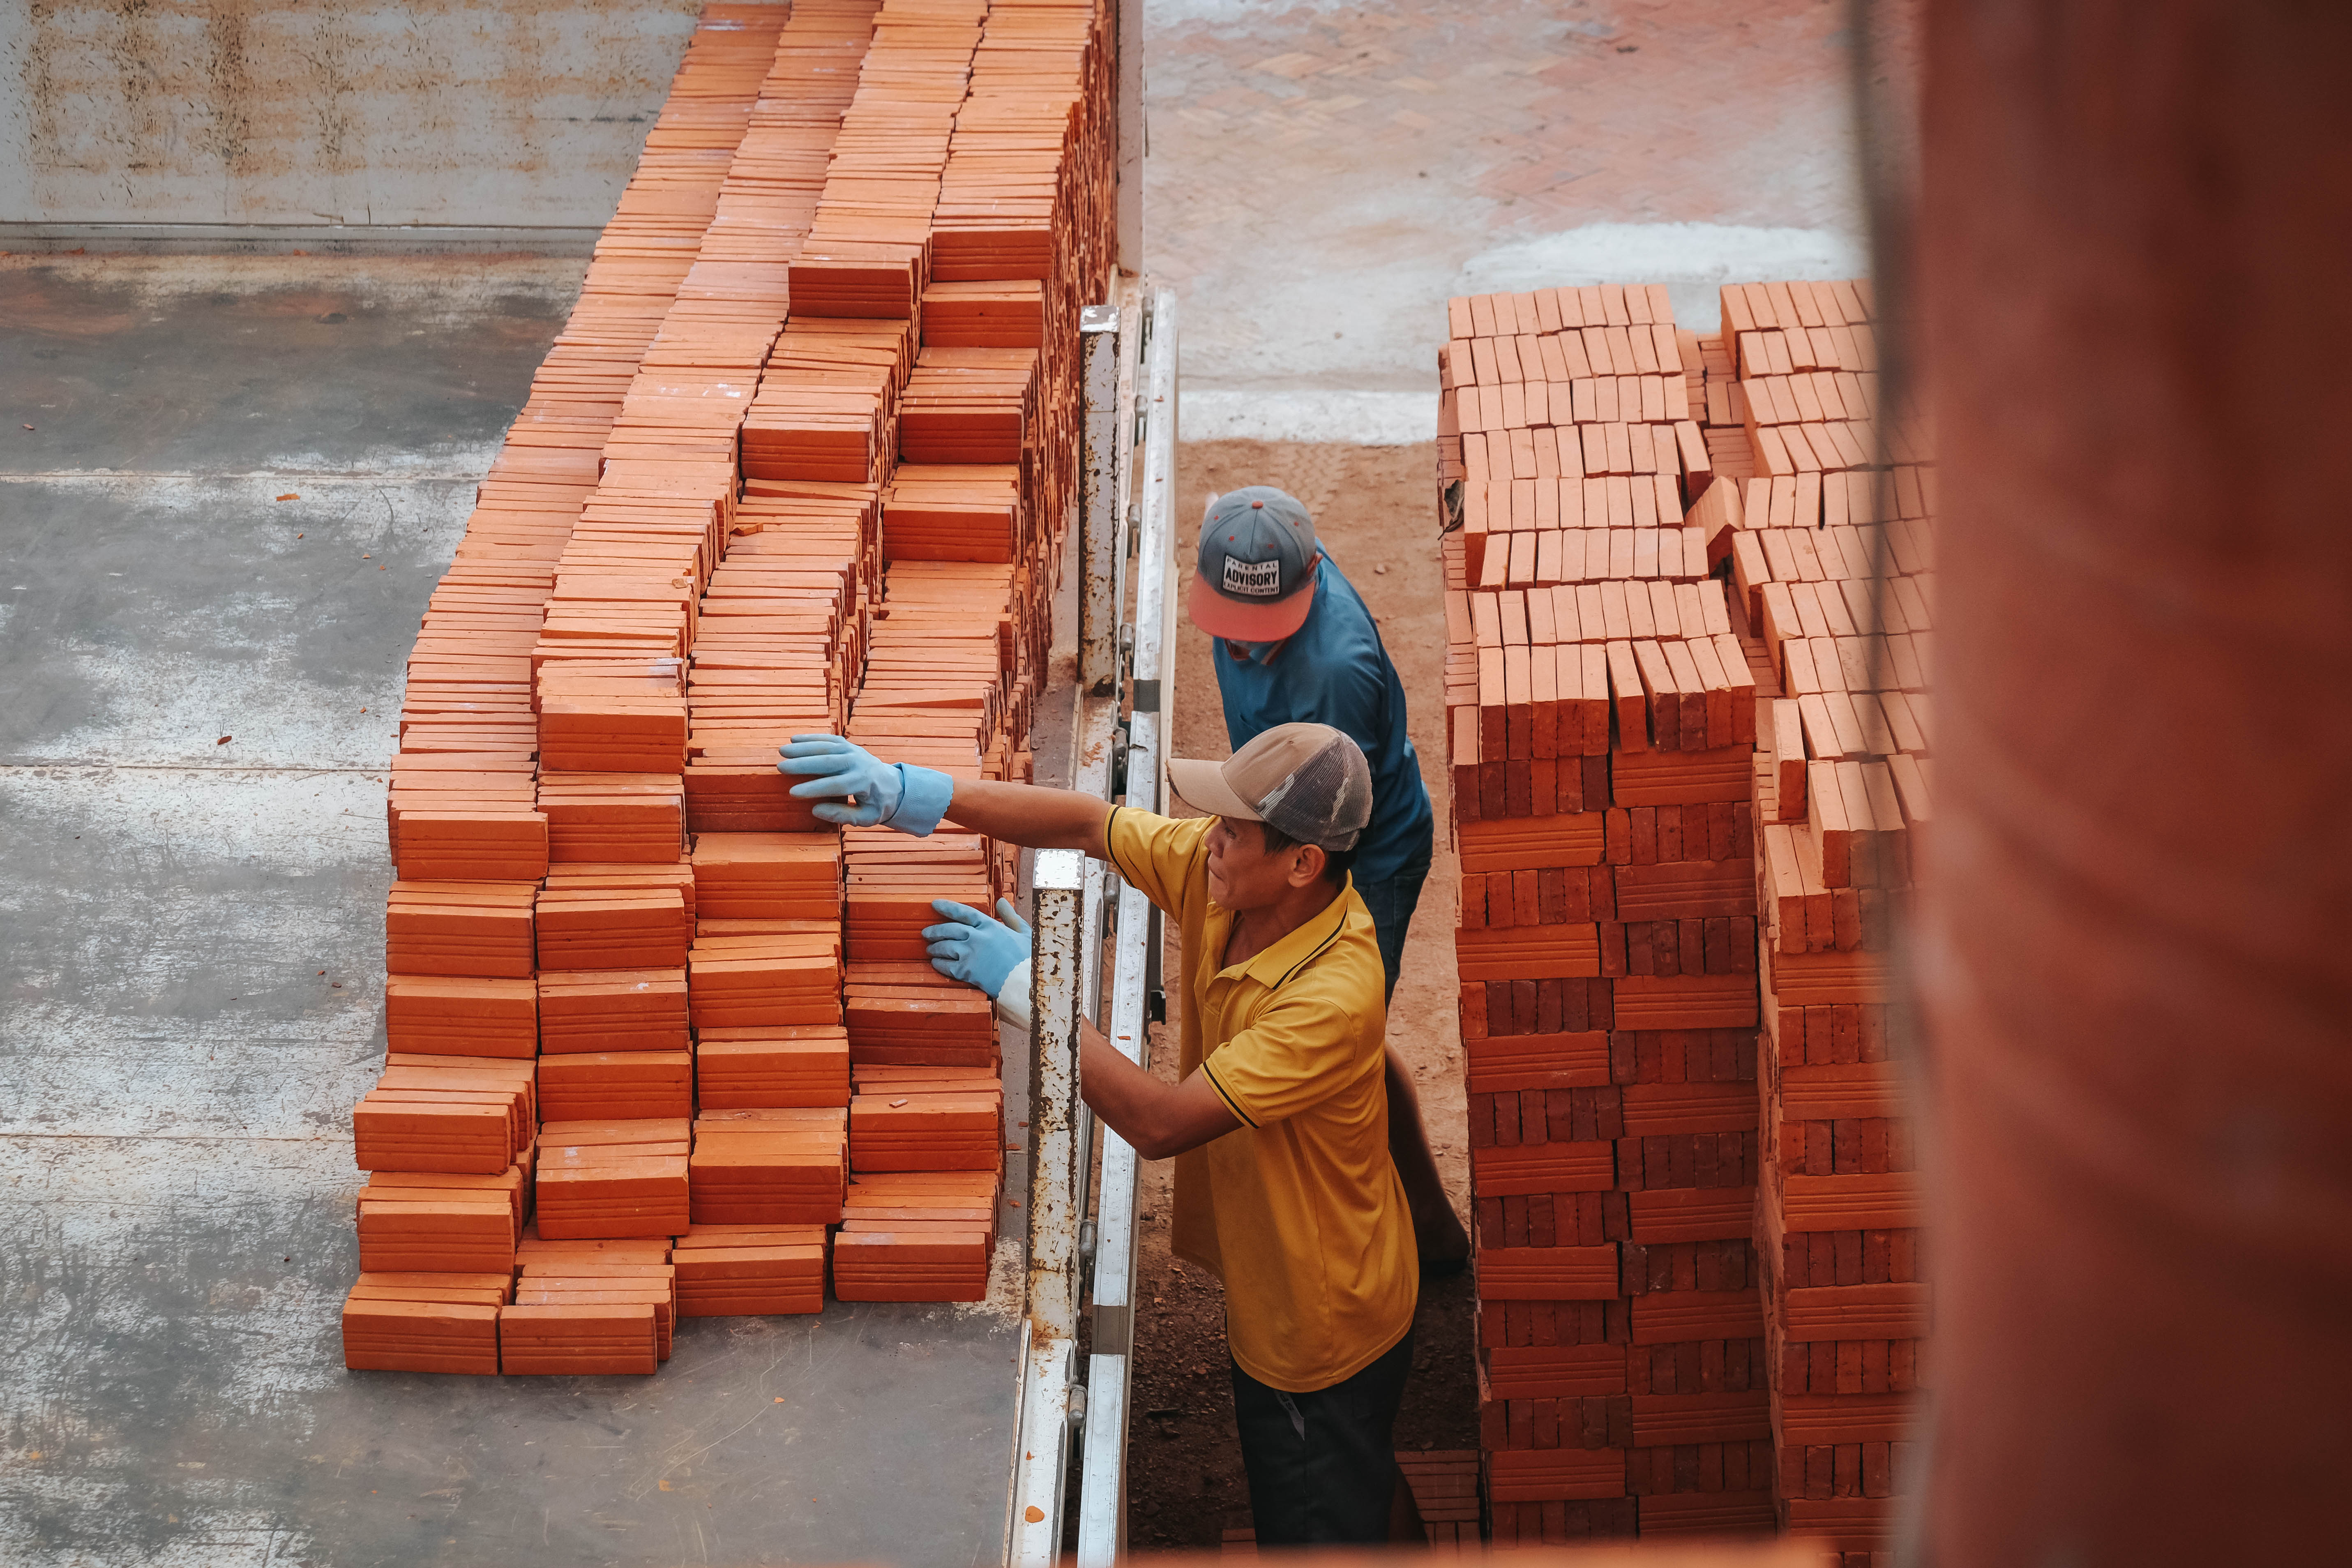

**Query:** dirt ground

left=1112, top=440, right=1474, bottom=1552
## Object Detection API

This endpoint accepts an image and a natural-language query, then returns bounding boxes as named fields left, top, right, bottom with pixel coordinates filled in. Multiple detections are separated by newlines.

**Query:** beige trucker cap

left=1165, top=722, right=1373, bottom=851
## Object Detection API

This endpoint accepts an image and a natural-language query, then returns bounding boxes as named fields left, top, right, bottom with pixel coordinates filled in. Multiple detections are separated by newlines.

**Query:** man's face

left=1204, top=816, right=1317, bottom=911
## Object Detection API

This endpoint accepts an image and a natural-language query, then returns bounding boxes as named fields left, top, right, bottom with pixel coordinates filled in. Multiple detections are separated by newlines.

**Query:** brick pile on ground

left=346, top=0, right=1113, bottom=1376
left=1439, top=281, right=1775, bottom=1545
left=1724, top=280, right=1929, bottom=1566
left=1438, top=276, right=1927, bottom=1560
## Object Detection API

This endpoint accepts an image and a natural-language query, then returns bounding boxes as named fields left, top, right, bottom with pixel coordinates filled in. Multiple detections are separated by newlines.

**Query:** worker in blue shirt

left=904, top=487, right=1471, bottom=1272
left=1182, top=486, right=1466, bottom=1270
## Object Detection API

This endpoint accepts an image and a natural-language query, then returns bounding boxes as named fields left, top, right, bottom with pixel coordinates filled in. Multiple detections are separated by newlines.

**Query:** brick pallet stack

left=742, top=0, right=1006, bottom=1299
left=1439, top=277, right=1929, bottom=1562
left=351, top=3, right=792, bottom=1377
left=835, top=0, right=1111, bottom=1299
left=1718, top=280, right=1930, bottom=1566
left=352, top=0, right=1115, bottom=1367
left=1397, top=1450, right=1485, bottom=1552
left=788, top=0, right=989, bottom=321
left=929, top=0, right=1115, bottom=662
left=1438, top=282, right=1777, bottom=1544
left=660, top=0, right=888, bottom=1319
left=836, top=578, right=1017, bottom=1298
left=521, top=0, right=895, bottom=1354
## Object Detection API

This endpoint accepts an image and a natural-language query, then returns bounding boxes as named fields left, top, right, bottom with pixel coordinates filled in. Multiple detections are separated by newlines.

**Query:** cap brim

left=1187, top=570, right=1316, bottom=642
left=1166, top=756, right=1261, bottom=821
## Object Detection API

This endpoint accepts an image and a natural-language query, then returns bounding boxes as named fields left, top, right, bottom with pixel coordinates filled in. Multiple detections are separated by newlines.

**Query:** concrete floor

left=0, top=256, right=1027, bottom=1568
left=1144, top=0, right=1889, bottom=439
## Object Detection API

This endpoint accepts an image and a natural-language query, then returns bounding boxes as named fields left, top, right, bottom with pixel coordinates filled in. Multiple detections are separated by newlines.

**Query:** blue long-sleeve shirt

left=1209, top=556, right=1434, bottom=886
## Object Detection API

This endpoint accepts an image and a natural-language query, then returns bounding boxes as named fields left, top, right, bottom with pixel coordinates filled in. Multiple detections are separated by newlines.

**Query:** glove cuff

left=993, top=957, right=1033, bottom=1031
left=883, top=763, right=955, bottom=836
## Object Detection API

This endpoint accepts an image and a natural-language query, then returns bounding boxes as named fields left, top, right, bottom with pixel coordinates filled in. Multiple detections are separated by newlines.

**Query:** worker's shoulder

left=1108, top=804, right=1212, bottom=857
left=1106, top=805, right=1213, bottom=883
left=1303, top=568, right=1390, bottom=669
left=1312, top=557, right=1380, bottom=631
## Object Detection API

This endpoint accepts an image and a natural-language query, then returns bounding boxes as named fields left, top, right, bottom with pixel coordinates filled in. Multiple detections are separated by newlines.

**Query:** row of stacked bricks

left=1437, top=276, right=1928, bottom=1563
left=346, top=0, right=1112, bottom=1377
left=782, top=0, right=1113, bottom=1297
left=355, top=1, right=810, bottom=1381
left=1439, top=280, right=1781, bottom=1546
left=699, top=0, right=1111, bottom=1301
left=744, top=0, right=1000, bottom=1301
left=1719, top=279, right=1931, bottom=1565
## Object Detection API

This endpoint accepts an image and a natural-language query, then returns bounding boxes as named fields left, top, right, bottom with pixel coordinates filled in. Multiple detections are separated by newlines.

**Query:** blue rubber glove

left=777, top=733, right=952, bottom=833
left=923, top=897, right=1032, bottom=1001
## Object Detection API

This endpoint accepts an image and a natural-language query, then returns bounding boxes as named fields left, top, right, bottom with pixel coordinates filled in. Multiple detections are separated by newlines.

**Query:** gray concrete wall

left=0, top=0, right=731, bottom=243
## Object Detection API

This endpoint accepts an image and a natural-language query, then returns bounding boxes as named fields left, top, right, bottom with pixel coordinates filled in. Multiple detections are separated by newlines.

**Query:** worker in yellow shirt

left=780, top=721, right=1417, bottom=1544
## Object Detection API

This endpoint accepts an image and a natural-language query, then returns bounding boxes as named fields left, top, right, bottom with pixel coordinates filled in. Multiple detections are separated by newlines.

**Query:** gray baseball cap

left=1166, top=721, right=1372, bottom=852
left=1188, top=487, right=1321, bottom=640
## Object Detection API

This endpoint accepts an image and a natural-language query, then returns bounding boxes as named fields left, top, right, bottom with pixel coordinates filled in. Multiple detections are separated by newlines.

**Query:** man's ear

left=1287, top=842, right=1328, bottom=889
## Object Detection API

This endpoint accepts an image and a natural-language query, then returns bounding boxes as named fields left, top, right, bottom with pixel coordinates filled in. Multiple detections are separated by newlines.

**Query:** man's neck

left=1226, top=636, right=1289, bottom=666
left=1224, top=878, right=1342, bottom=969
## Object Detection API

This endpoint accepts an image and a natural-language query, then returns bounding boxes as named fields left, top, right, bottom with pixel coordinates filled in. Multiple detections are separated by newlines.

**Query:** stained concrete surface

left=1145, top=0, right=1887, bottom=438
left=6, top=258, right=590, bottom=477
left=0, top=256, right=1024, bottom=1568
left=1, top=2, right=714, bottom=234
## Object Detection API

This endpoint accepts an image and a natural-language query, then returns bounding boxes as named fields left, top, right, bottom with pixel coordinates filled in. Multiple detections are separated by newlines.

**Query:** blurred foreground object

left=1916, top=1, right=2352, bottom=1563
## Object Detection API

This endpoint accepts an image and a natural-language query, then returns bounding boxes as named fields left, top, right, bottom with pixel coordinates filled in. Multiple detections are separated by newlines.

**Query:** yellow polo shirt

left=1103, top=807, right=1417, bottom=1393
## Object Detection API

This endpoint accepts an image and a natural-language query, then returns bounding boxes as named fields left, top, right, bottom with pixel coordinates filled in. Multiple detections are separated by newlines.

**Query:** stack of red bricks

left=353, top=2, right=795, bottom=1377
left=835, top=585, right=1015, bottom=1300
left=348, top=0, right=1114, bottom=1374
left=1720, top=282, right=1905, bottom=482
left=1438, top=277, right=1926, bottom=1561
left=1397, top=1451, right=1485, bottom=1553
left=519, top=0, right=883, bottom=1358
left=1439, top=282, right=1778, bottom=1544
left=1722, top=282, right=1928, bottom=1565
left=826, top=0, right=1112, bottom=1301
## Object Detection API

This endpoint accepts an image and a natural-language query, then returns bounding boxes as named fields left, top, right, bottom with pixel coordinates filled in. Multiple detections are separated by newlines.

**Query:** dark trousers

left=1355, top=839, right=1433, bottom=1005
left=1229, top=1328, right=1415, bottom=1546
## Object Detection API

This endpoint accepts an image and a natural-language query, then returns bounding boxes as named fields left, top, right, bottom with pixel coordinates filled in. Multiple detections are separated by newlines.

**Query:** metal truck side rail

left=1008, top=284, right=1177, bottom=1567
left=1073, top=286, right=1178, bottom=1566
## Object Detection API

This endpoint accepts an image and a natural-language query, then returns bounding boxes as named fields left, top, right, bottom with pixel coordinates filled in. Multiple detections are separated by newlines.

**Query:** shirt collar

left=1206, top=875, right=1359, bottom=991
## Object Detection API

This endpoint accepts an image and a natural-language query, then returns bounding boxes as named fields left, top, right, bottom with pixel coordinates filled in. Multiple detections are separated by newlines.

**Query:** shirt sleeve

left=1197, top=987, right=1371, bottom=1129
left=1102, top=807, right=1211, bottom=923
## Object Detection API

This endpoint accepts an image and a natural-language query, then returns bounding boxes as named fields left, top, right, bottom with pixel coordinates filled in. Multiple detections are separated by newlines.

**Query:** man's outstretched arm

left=942, top=777, right=1110, bottom=855
left=1079, top=1019, right=1238, bottom=1160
